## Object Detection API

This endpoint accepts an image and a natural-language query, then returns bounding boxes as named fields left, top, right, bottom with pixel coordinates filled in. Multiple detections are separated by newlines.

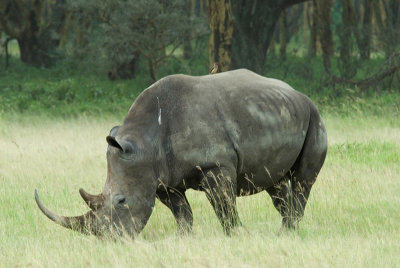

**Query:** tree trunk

left=279, top=9, right=287, bottom=59
left=75, top=12, right=91, bottom=53
left=4, top=37, right=14, bottom=68
left=302, top=3, right=308, bottom=46
left=381, top=0, right=400, bottom=55
left=149, top=58, right=157, bottom=83
left=269, top=32, right=276, bottom=56
left=340, top=0, right=366, bottom=62
left=285, top=5, right=303, bottom=44
left=231, top=1, right=281, bottom=73
left=18, top=37, right=53, bottom=67
left=199, top=0, right=207, bottom=16
left=108, top=52, right=140, bottom=80
left=230, top=0, right=308, bottom=73
left=359, top=0, right=372, bottom=59
left=183, top=0, right=195, bottom=59
left=314, top=0, right=334, bottom=71
left=307, top=1, right=317, bottom=57
left=206, top=0, right=234, bottom=72
left=340, top=0, right=352, bottom=62
left=354, top=0, right=378, bottom=60
left=339, top=0, right=359, bottom=78
left=59, top=11, right=73, bottom=49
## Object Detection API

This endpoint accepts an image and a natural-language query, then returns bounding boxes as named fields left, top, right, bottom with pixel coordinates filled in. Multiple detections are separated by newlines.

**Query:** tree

left=314, top=0, right=334, bottom=72
left=0, top=0, right=67, bottom=67
left=230, top=0, right=309, bottom=73
left=279, top=9, right=287, bottom=60
left=358, top=0, right=373, bottom=59
left=74, top=0, right=196, bottom=82
left=207, top=0, right=234, bottom=72
left=339, top=0, right=359, bottom=78
left=282, top=5, right=304, bottom=46
left=306, top=1, right=317, bottom=57
left=376, top=0, right=400, bottom=56
left=308, top=0, right=400, bottom=90
left=183, top=0, right=196, bottom=59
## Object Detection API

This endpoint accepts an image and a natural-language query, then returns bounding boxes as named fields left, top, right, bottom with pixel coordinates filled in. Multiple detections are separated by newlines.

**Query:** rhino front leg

left=200, top=166, right=241, bottom=235
left=157, top=188, right=193, bottom=234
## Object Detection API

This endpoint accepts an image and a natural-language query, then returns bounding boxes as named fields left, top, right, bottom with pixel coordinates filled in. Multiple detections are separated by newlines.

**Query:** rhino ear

left=109, top=126, right=120, bottom=136
left=107, top=126, right=125, bottom=151
left=106, top=136, right=124, bottom=151
left=106, top=136, right=135, bottom=154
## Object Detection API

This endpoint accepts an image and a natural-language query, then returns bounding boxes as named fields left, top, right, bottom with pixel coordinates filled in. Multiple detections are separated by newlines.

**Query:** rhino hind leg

left=267, top=107, right=327, bottom=229
left=157, top=188, right=193, bottom=234
left=290, top=106, right=327, bottom=226
left=200, top=166, right=241, bottom=235
left=266, top=177, right=296, bottom=229
left=266, top=171, right=313, bottom=229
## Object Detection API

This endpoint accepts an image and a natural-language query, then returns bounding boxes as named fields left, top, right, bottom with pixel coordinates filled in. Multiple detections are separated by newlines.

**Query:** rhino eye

left=118, top=197, right=126, bottom=204
left=113, top=194, right=127, bottom=208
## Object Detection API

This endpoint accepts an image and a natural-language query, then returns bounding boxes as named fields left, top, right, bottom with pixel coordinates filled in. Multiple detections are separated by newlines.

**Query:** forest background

left=1, top=0, right=400, bottom=116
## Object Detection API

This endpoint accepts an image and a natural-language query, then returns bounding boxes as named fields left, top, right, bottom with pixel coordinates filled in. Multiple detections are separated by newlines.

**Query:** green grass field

left=1, top=106, right=399, bottom=266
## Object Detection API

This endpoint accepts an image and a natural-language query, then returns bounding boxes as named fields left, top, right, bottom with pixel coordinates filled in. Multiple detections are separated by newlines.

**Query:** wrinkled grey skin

left=35, top=69, right=327, bottom=237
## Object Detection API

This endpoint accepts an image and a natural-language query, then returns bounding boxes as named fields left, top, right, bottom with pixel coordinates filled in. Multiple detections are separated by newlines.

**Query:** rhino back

left=144, top=69, right=311, bottom=190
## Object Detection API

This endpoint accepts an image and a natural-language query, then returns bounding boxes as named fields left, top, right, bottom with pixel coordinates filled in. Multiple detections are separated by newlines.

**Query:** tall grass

left=1, top=109, right=399, bottom=266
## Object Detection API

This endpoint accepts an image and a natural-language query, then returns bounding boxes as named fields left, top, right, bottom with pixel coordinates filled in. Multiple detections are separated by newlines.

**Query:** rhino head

left=35, top=126, right=158, bottom=238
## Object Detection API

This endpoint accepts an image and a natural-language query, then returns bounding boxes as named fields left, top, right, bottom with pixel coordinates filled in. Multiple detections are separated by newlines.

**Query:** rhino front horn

left=34, top=189, right=94, bottom=234
left=79, top=188, right=104, bottom=210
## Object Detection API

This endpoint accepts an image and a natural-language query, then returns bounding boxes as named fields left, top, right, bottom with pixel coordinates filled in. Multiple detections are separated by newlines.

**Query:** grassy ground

left=1, top=105, right=399, bottom=267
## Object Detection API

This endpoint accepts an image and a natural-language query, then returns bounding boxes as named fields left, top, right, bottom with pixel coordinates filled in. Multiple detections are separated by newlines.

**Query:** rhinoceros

left=35, top=69, right=327, bottom=237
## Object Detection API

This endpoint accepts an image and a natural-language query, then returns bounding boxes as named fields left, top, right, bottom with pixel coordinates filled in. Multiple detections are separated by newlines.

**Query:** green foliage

left=265, top=53, right=400, bottom=99
left=0, top=59, right=147, bottom=118
left=1, top=48, right=399, bottom=119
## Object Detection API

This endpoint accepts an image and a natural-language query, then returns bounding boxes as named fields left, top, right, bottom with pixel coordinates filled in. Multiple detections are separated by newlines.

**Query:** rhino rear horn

left=79, top=188, right=104, bottom=210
